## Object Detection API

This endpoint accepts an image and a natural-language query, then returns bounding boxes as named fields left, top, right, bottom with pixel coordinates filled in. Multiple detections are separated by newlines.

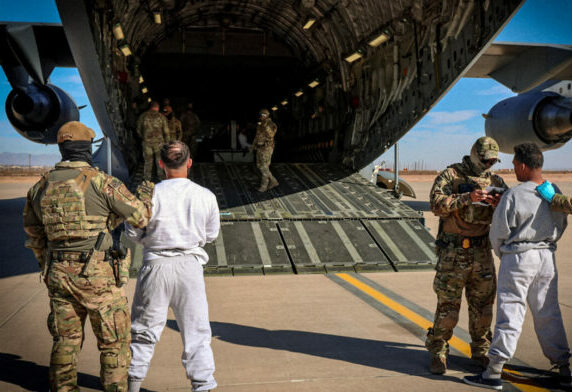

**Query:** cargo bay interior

left=56, top=0, right=523, bottom=274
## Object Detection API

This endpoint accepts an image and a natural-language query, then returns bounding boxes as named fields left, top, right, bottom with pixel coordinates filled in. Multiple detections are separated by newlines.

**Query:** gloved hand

left=536, top=180, right=555, bottom=203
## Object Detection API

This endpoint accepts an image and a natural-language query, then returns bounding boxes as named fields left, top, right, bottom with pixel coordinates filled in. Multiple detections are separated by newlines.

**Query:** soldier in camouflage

left=137, top=101, right=170, bottom=180
left=181, top=102, right=201, bottom=160
left=23, top=121, right=152, bottom=392
left=537, top=180, right=572, bottom=213
left=162, top=105, right=182, bottom=142
left=252, top=108, right=279, bottom=192
left=426, top=136, right=508, bottom=375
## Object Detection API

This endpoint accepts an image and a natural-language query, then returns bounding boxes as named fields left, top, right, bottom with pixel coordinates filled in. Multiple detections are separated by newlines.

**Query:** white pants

left=129, top=255, right=216, bottom=391
left=488, top=249, right=570, bottom=370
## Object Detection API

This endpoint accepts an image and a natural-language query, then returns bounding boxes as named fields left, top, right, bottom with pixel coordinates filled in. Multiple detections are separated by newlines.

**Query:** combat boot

left=429, top=354, right=447, bottom=375
left=558, top=364, right=571, bottom=387
left=267, top=178, right=279, bottom=190
left=472, top=355, right=490, bottom=369
left=257, top=176, right=269, bottom=192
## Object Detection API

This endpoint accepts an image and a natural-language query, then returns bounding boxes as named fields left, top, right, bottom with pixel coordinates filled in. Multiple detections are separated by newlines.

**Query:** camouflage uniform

left=166, top=116, right=182, bottom=142
left=181, top=109, right=200, bottom=159
left=24, top=123, right=151, bottom=392
left=137, top=110, right=170, bottom=180
left=253, top=116, right=278, bottom=191
left=551, top=194, right=572, bottom=214
left=426, top=137, right=508, bottom=369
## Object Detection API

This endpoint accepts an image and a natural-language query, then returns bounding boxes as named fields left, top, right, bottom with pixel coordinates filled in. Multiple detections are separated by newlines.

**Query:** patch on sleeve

left=106, top=177, right=136, bottom=201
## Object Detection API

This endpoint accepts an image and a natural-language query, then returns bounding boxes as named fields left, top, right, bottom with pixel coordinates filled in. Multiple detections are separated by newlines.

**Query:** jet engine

left=5, top=82, right=79, bottom=144
left=485, top=92, right=572, bottom=153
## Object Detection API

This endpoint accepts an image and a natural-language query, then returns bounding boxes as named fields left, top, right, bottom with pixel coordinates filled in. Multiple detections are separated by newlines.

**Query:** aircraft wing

left=464, top=42, right=572, bottom=93
left=0, top=23, right=74, bottom=86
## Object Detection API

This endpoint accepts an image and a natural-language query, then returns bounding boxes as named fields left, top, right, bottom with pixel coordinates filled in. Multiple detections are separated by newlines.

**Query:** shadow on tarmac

left=0, top=352, right=100, bottom=391
left=0, top=197, right=39, bottom=279
left=0, top=353, right=159, bottom=392
left=167, top=319, right=479, bottom=383
left=502, top=363, right=571, bottom=391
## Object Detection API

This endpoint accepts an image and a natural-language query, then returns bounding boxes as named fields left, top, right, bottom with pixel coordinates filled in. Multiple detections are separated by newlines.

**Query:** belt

left=437, top=233, right=489, bottom=249
left=50, top=250, right=110, bottom=262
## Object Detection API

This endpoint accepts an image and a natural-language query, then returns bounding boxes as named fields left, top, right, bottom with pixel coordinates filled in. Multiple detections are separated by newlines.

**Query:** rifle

left=81, top=232, right=106, bottom=276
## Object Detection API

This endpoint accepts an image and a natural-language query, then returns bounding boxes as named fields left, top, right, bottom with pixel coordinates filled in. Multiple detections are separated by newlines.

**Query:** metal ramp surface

left=196, top=163, right=436, bottom=275
left=127, top=163, right=437, bottom=276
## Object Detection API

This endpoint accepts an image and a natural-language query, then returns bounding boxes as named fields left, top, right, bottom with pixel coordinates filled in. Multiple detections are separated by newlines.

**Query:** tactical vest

left=255, top=120, right=276, bottom=148
left=448, top=164, right=495, bottom=225
left=40, top=167, right=108, bottom=241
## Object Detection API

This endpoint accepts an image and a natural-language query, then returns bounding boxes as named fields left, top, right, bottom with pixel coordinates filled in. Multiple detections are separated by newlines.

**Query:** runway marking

left=333, top=273, right=550, bottom=392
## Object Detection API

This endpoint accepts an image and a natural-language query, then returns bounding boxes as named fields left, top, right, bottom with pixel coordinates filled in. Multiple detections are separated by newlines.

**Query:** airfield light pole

left=394, top=142, right=399, bottom=194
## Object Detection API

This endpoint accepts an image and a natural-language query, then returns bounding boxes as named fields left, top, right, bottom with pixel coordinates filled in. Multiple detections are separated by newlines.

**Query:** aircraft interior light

left=112, top=23, right=125, bottom=41
left=147, top=97, right=152, bottom=103
left=119, top=44, right=132, bottom=56
left=139, top=76, right=144, bottom=84
left=281, top=100, right=288, bottom=106
left=295, top=90, right=304, bottom=97
left=368, top=32, right=390, bottom=47
left=344, top=51, right=363, bottom=63
left=303, top=18, right=316, bottom=30
left=141, top=87, right=148, bottom=94
left=153, top=11, right=162, bottom=24
left=308, top=80, right=320, bottom=88
left=271, top=106, right=278, bottom=111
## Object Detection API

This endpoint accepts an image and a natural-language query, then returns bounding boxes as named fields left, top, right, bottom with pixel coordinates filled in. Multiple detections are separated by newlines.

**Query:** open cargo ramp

left=190, top=163, right=437, bottom=275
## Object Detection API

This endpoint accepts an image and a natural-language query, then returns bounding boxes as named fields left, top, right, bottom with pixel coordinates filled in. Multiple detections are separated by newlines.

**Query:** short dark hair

left=514, top=143, right=543, bottom=169
left=160, top=140, right=190, bottom=169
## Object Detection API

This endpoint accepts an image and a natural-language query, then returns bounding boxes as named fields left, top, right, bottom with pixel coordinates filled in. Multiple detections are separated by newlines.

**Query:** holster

left=110, top=248, right=131, bottom=287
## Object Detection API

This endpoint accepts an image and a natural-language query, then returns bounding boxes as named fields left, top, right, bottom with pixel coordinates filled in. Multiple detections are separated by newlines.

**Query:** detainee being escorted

left=426, top=136, right=508, bottom=374
left=464, top=143, right=571, bottom=390
left=126, top=141, right=220, bottom=392
left=23, top=121, right=152, bottom=391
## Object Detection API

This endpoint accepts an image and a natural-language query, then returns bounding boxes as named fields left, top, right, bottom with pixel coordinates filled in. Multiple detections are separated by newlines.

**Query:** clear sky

left=1, top=0, right=571, bottom=169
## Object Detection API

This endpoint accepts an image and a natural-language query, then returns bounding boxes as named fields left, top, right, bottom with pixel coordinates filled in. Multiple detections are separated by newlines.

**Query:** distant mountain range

left=0, top=152, right=60, bottom=167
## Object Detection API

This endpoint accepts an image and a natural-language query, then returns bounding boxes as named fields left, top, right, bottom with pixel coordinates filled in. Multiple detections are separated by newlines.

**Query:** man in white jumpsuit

left=126, top=141, right=220, bottom=392
left=464, top=143, right=571, bottom=390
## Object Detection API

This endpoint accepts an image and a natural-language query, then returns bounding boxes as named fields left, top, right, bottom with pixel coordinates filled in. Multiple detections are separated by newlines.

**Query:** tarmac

left=1, top=174, right=571, bottom=392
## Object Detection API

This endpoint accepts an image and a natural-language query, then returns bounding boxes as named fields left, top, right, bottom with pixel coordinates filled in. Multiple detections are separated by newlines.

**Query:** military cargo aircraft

left=1, top=0, right=571, bottom=275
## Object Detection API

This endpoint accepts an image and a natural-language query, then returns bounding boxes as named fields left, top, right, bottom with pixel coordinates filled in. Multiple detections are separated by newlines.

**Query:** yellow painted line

left=503, top=369, right=550, bottom=392
left=335, top=273, right=549, bottom=392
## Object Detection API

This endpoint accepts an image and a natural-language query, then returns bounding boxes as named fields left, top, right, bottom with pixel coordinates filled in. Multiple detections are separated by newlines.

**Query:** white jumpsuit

left=126, top=178, right=220, bottom=391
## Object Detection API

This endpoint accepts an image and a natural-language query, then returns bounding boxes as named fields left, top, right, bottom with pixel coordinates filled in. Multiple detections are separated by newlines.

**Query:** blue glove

left=536, top=180, right=555, bottom=203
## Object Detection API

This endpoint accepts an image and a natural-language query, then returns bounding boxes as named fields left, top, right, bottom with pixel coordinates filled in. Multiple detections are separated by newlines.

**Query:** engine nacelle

left=485, top=92, right=572, bottom=153
left=5, top=82, right=79, bottom=144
